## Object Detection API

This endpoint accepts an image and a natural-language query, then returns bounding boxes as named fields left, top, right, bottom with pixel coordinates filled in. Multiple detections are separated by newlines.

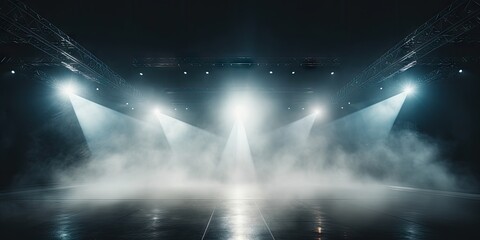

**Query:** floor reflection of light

left=55, top=213, right=72, bottom=240
left=230, top=201, right=249, bottom=240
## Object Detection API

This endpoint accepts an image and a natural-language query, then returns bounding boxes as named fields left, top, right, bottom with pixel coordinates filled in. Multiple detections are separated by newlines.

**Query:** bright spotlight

left=139, top=72, right=144, bottom=76
left=184, top=71, right=187, bottom=75
left=313, top=108, right=322, bottom=115
left=404, top=85, right=415, bottom=95
left=291, top=71, right=295, bottom=75
left=205, top=71, right=209, bottom=75
left=60, top=84, right=76, bottom=96
left=234, top=105, right=246, bottom=119
left=11, top=70, right=15, bottom=74
left=153, top=108, right=161, bottom=115
left=331, top=71, right=335, bottom=75
left=459, top=69, right=463, bottom=73
left=269, top=70, right=273, bottom=74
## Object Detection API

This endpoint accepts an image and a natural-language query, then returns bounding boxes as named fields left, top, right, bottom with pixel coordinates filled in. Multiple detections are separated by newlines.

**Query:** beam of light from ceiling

left=315, top=92, right=407, bottom=146
left=69, top=95, right=169, bottom=158
left=154, top=112, right=222, bottom=177
left=251, top=113, right=318, bottom=176
left=219, top=120, right=256, bottom=184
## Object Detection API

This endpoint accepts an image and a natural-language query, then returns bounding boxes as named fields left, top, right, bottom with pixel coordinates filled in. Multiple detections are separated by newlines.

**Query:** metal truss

left=0, top=56, right=61, bottom=66
left=133, top=57, right=340, bottom=68
left=418, top=56, right=480, bottom=66
left=333, top=0, right=480, bottom=105
left=0, top=0, right=137, bottom=96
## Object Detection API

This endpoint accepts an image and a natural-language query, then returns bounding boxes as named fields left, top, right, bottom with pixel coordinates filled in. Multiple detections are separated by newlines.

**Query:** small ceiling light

left=291, top=71, right=295, bottom=75
left=459, top=69, right=463, bottom=73
left=348, top=102, right=351, bottom=105
left=206, top=71, right=209, bottom=75
left=11, top=70, right=15, bottom=74
left=380, top=87, right=383, bottom=90
left=341, top=106, right=344, bottom=109
left=302, top=107, right=305, bottom=110
left=185, top=107, right=188, bottom=110
left=288, top=107, right=291, bottom=110
left=139, top=72, right=143, bottom=76
left=96, top=87, right=99, bottom=91
left=131, top=107, right=135, bottom=110
left=184, top=71, right=187, bottom=75
left=331, top=71, right=335, bottom=75
left=269, top=71, right=273, bottom=74
left=126, top=102, right=129, bottom=105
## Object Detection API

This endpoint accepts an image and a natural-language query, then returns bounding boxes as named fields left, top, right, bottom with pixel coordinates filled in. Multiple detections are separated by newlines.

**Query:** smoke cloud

left=49, top=93, right=462, bottom=199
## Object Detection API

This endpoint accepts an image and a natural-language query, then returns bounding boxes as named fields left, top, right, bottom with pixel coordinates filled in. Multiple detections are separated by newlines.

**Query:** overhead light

left=288, top=107, right=291, bottom=110
left=153, top=108, right=160, bottom=115
left=341, top=106, right=344, bottom=109
left=60, top=83, right=76, bottom=96
left=291, top=71, right=295, bottom=75
left=206, top=71, right=209, bottom=75
left=184, top=71, right=187, bottom=75
left=126, top=102, right=129, bottom=105
left=404, top=84, right=416, bottom=95
left=139, top=72, right=143, bottom=76
left=131, top=107, right=135, bottom=110
left=331, top=71, right=335, bottom=75
left=234, top=104, right=246, bottom=119
left=11, top=70, right=15, bottom=74
left=459, top=69, right=463, bottom=73
left=348, top=102, right=351, bottom=105
left=269, top=71, right=273, bottom=74
left=96, top=87, right=99, bottom=91
left=380, top=87, right=383, bottom=90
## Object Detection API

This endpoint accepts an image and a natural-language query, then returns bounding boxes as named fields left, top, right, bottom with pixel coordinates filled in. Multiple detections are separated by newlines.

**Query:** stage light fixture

left=234, top=104, right=246, bottom=119
left=60, top=83, right=76, bottom=96
left=404, top=84, right=415, bottom=95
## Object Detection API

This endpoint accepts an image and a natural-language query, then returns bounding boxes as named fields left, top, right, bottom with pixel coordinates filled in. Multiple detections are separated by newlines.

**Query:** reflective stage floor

left=1, top=186, right=479, bottom=239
